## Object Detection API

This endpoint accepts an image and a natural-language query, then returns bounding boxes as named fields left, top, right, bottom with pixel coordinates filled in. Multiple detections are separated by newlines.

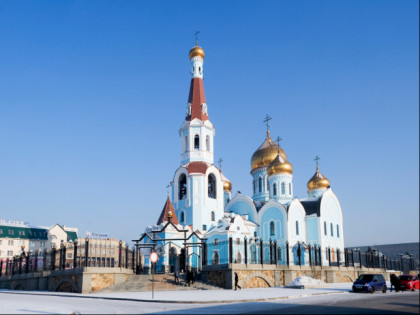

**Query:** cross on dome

left=263, top=114, right=272, bottom=133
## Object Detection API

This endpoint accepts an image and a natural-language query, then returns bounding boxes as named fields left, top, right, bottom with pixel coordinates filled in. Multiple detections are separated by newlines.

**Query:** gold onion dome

left=189, top=43, right=205, bottom=59
left=251, top=131, right=288, bottom=171
left=223, top=180, right=232, bottom=192
left=267, top=153, right=293, bottom=175
left=307, top=166, right=330, bottom=191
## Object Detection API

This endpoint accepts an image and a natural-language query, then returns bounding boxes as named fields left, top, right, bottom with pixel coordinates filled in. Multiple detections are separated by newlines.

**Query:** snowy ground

left=1, top=282, right=415, bottom=314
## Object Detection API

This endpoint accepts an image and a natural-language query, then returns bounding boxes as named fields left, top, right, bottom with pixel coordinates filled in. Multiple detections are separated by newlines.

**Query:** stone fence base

left=201, top=264, right=408, bottom=289
left=0, top=267, right=133, bottom=293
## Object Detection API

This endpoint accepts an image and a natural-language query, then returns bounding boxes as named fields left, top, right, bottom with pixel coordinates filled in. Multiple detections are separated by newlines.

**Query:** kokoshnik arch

left=137, top=42, right=344, bottom=273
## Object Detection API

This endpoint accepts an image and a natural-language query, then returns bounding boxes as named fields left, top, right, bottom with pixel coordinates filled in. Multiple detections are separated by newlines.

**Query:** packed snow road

left=0, top=288, right=418, bottom=314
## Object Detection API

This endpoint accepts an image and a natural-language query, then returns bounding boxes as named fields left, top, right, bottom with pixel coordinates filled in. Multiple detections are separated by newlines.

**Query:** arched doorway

left=169, top=247, right=177, bottom=273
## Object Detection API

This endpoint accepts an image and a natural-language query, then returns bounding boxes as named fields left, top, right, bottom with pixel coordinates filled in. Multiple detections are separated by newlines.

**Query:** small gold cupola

left=307, top=156, right=330, bottom=192
left=189, top=42, right=205, bottom=59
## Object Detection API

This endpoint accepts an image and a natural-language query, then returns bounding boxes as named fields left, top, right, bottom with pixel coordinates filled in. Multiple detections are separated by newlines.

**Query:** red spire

left=186, top=78, right=208, bottom=121
left=157, top=196, right=179, bottom=225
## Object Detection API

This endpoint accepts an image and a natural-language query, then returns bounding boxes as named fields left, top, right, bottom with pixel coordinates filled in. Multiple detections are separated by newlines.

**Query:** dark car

left=352, top=274, right=387, bottom=293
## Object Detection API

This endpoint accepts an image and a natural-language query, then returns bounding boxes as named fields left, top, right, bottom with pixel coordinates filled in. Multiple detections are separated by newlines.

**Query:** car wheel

left=369, top=287, right=374, bottom=294
left=382, top=286, right=387, bottom=293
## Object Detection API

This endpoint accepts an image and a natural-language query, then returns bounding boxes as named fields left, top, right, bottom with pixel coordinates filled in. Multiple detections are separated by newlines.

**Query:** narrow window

left=214, top=239, right=219, bottom=245
left=270, top=221, right=275, bottom=236
left=324, top=221, right=327, bottom=236
left=289, top=183, right=292, bottom=195
left=194, top=134, right=200, bottom=150
left=330, top=223, right=334, bottom=236
left=184, top=136, right=188, bottom=152
left=206, top=135, right=210, bottom=151
left=337, top=225, right=340, bottom=238
left=281, top=182, right=286, bottom=194
left=296, top=221, right=299, bottom=235
left=211, top=211, right=215, bottom=222
left=203, top=225, right=207, bottom=231
left=277, top=247, right=282, bottom=261
left=180, top=212, right=185, bottom=223
left=208, top=174, right=216, bottom=198
left=178, top=174, right=187, bottom=200
left=258, top=177, right=262, bottom=193
left=273, top=183, right=277, bottom=196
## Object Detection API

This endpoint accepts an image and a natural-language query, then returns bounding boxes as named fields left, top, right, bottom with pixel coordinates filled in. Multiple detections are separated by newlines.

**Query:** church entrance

left=179, top=248, right=186, bottom=272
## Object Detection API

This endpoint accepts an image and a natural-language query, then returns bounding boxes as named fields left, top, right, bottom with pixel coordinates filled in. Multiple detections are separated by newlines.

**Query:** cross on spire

left=314, top=155, right=320, bottom=168
left=194, top=31, right=200, bottom=45
left=166, top=183, right=171, bottom=196
left=218, top=158, right=223, bottom=171
left=276, top=136, right=282, bottom=147
left=263, top=114, right=272, bottom=133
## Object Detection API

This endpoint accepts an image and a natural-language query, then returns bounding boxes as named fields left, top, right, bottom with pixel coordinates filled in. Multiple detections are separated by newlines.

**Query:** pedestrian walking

left=234, top=272, right=241, bottom=290
left=192, top=269, right=195, bottom=284
left=174, top=269, right=179, bottom=285
left=186, top=269, right=191, bottom=287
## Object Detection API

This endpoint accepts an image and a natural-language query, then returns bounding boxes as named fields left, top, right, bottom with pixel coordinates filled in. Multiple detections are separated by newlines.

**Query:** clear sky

left=0, top=1, right=418, bottom=247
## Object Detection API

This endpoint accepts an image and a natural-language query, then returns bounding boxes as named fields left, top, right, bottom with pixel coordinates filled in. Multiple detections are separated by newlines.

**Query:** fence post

left=328, top=248, right=331, bottom=267
left=274, top=240, right=277, bottom=266
left=0, top=259, right=3, bottom=277
left=118, top=241, right=122, bottom=268
left=228, top=237, right=233, bottom=264
left=132, top=247, right=135, bottom=272
left=25, top=253, right=29, bottom=273
left=73, top=241, right=78, bottom=268
left=297, top=243, right=301, bottom=266
left=309, top=244, right=312, bottom=266
left=314, top=245, right=318, bottom=266
left=34, top=251, right=38, bottom=273
left=260, top=239, right=263, bottom=266
left=202, top=242, right=207, bottom=266
left=62, top=244, right=67, bottom=270
left=244, top=237, right=248, bottom=266
left=84, top=238, right=89, bottom=268
left=286, top=241, right=290, bottom=266
left=125, top=245, right=128, bottom=269
left=269, top=240, right=273, bottom=265
left=59, top=245, right=63, bottom=270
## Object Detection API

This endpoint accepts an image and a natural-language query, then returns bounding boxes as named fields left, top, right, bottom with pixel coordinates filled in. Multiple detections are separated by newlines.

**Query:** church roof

left=300, top=197, right=322, bottom=216
left=157, top=196, right=179, bottom=225
left=186, top=78, right=208, bottom=121
left=187, top=161, right=209, bottom=174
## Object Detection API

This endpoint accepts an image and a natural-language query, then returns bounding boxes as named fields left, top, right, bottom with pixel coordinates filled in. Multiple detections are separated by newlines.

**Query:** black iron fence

left=0, top=240, right=138, bottom=277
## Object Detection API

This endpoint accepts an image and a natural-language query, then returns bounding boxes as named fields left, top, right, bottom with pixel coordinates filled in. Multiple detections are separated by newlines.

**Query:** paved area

left=0, top=286, right=418, bottom=314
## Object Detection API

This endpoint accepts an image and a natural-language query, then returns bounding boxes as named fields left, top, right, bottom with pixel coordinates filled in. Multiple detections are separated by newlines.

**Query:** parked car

left=398, top=275, right=419, bottom=291
left=352, top=274, right=387, bottom=293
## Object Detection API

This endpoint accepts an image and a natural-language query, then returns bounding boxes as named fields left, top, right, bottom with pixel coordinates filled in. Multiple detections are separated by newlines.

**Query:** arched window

left=211, top=211, right=215, bottom=222
left=208, top=174, right=216, bottom=199
left=206, top=135, right=210, bottom=151
left=324, top=221, right=327, bottom=235
left=184, top=136, right=188, bottom=152
left=277, top=247, right=282, bottom=261
left=180, top=212, right=185, bottom=223
left=281, top=182, right=286, bottom=195
left=194, top=134, right=200, bottom=150
left=296, top=221, right=299, bottom=235
left=330, top=223, right=334, bottom=236
left=258, top=177, right=262, bottom=193
left=289, top=183, right=292, bottom=195
left=178, top=174, right=187, bottom=200
left=337, top=225, right=340, bottom=238
left=273, top=183, right=277, bottom=196
left=270, top=221, right=275, bottom=236
left=212, top=252, right=219, bottom=265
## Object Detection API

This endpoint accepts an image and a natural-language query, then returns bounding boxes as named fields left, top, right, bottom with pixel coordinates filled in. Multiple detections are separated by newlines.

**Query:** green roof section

left=66, top=231, right=78, bottom=242
left=0, top=225, right=48, bottom=240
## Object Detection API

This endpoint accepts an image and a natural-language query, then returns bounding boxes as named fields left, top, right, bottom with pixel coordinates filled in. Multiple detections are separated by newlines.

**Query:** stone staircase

left=95, top=273, right=222, bottom=293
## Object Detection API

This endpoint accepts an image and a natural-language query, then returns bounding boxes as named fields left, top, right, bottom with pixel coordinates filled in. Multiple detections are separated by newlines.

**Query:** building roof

left=300, top=197, right=322, bottom=216
left=157, top=196, right=180, bottom=225
left=187, top=161, right=209, bottom=174
left=0, top=225, right=48, bottom=240
left=186, top=78, right=208, bottom=121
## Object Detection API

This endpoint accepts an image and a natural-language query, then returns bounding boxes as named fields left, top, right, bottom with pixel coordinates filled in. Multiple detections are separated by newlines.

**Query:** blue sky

left=0, top=1, right=418, bottom=247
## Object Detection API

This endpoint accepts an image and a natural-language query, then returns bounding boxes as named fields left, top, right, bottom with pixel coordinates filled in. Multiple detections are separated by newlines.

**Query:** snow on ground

left=287, top=276, right=324, bottom=286
left=0, top=284, right=416, bottom=315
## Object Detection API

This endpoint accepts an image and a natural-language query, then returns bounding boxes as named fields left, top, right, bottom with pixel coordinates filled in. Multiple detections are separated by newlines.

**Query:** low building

left=0, top=219, right=78, bottom=259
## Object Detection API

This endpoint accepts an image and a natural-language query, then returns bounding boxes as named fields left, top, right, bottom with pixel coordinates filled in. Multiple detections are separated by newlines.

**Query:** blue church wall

left=205, top=233, right=229, bottom=265
left=306, top=216, right=319, bottom=245
left=259, top=206, right=286, bottom=241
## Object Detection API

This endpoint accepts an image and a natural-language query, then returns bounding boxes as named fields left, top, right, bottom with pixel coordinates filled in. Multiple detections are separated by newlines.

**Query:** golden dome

left=189, top=44, right=205, bottom=59
left=223, top=180, right=232, bottom=192
left=251, top=131, right=288, bottom=171
left=307, top=166, right=330, bottom=191
left=267, top=154, right=293, bottom=175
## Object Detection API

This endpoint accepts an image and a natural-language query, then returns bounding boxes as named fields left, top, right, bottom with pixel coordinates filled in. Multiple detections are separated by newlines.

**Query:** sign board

left=150, top=252, right=158, bottom=263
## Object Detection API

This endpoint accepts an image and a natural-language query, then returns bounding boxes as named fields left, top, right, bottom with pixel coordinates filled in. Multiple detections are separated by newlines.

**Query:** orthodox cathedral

left=140, top=43, right=344, bottom=272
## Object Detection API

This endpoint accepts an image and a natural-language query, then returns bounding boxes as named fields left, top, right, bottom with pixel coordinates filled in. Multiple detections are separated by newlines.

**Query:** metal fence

left=0, top=240, right=137, bottom=277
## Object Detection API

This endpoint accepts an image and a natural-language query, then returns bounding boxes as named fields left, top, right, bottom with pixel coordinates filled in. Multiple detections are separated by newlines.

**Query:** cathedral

left=139, top=43, right=344, bottom=272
